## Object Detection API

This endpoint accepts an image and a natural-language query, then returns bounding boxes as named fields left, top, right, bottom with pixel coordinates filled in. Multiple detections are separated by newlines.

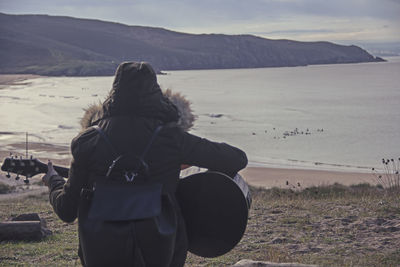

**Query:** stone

left=232, top=259, right=318, bottom=267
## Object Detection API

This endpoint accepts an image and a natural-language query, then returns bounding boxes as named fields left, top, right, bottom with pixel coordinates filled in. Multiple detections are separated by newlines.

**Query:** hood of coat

left=101, top=62, right=179, bottom=123
left=79, top=62, right=195, bottom=131
left=80, top=87, right=196, bottom=132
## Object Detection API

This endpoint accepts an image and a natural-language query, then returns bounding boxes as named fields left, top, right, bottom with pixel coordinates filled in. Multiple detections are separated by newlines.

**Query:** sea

left=1, top=57, right=399, bottom=172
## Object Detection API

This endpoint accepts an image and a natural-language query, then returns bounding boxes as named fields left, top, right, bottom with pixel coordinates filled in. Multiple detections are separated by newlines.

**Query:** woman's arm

left=44, top=129, right=95, bottom=223
left=45, top=159, right=87, bottom=223
left=180, top=131, right=248, bottom=177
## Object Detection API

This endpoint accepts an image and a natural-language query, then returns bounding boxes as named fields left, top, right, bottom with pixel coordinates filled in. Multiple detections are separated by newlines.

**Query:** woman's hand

left=42, top=160, right=59, bottom=186
left=180, top=164, right=191, bottom=170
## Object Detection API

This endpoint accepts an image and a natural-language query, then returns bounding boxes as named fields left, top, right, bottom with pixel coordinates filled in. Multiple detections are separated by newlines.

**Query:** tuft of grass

left=0, top=181, right=15, bottom=194
left=249, top=182, right=383, bottom=201
left=372, top=157, right=400, bottom=192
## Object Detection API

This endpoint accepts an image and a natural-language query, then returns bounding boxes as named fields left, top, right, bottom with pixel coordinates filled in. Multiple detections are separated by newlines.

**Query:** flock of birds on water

left=255, top=127, right=325, bottom=140
left=207, top=113, right=325, bottom=140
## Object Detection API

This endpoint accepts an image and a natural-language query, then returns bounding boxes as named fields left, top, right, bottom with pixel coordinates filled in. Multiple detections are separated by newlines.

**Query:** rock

left=0, top=213, right=52, bottom=241
left=271, top=210, right=283, bottom=214
left=271, top=237, right=287, bottom=244
left=209, top=113, right=224, bottom=118
left=11, top=213, right=41, bottom=221
left=232, top=259, right=318, bottom=267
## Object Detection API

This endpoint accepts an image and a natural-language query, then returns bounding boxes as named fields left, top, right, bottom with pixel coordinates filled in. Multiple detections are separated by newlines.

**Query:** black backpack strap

left=140, top=125, right=163, bottom=160
left=93, top=125, right=119, bottom=158
left=92, top=124, right=163, bottom=177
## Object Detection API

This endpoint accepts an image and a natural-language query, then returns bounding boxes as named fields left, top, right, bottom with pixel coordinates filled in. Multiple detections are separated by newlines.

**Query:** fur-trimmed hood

left=80, top=88, right=196, bottom=131
left=80, top=62, right=196, bottom=131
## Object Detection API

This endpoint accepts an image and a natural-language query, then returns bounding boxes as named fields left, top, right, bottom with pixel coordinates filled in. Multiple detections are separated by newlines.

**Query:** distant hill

left=0, top=13, right=385, bottom=76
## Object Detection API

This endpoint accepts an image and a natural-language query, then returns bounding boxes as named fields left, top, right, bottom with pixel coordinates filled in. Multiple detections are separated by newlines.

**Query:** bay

left=0, top=58, right=399, bottom=171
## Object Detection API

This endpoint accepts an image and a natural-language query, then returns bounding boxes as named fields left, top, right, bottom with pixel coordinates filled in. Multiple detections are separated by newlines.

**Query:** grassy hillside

left=0, top=13, right=384, bottom=76
left=1, top=183, right=399, bottom=266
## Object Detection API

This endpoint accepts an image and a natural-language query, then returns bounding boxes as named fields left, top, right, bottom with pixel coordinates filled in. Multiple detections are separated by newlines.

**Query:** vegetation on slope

left=1, top=183, right=399, bottom=266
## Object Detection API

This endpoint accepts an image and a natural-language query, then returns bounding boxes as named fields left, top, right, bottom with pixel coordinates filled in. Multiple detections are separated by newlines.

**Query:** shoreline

left=248, top=160, right=373, bottom=174
left=240, top=166, right=375, bottom=189
left=0, top=142, right=375, bottom=190
left=0, top=74, right=41, bottom=88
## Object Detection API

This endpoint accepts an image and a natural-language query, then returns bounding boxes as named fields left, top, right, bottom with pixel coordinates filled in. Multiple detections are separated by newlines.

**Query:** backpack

left=78, top=125, right=177, bottom=266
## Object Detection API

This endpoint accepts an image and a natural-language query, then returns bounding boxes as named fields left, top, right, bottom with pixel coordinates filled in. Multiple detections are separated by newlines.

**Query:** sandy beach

left=0, top=143, right=375, bottom=189
left=240, top=166, right=375, bottom=189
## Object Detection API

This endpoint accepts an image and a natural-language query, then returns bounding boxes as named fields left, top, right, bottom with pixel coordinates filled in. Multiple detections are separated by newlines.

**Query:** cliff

left=0, top=13, right=384, bottom=76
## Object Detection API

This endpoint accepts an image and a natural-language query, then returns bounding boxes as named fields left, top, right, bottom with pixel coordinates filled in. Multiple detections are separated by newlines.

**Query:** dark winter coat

left=48, top=62, right=248, bottom=266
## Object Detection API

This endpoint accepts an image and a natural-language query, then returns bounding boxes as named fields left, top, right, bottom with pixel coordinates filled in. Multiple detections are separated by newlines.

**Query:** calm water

left=1, top=58, right=399, bottom=171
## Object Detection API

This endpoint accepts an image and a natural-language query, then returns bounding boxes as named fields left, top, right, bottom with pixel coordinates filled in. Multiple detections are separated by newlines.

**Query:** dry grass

left=1, top=184, right=399, bottom=266
left=0, top=181, right=15, bottom=194
left=0, top=193, right=80, bottom=266
left=186, top=184, right=400, bottom=266
left=372, top=158, right=400, bottom=192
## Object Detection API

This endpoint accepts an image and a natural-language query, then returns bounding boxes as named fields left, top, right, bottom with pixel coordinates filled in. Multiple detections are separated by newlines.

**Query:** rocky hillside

left=0, top=13, right=384, bottom=76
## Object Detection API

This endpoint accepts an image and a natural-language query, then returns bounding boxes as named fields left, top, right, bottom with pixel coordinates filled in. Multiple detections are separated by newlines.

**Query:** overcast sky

left=1, top=0, right=399, bottom=44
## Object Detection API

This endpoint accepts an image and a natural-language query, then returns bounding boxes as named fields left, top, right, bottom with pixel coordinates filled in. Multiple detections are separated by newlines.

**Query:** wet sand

left=0, top=74, right=41, bottom=90
left=240, top=166, right=375, bottom=189
left=0, top=74, right=41, bottom=89
left=0, top=141, right=375, bottom=190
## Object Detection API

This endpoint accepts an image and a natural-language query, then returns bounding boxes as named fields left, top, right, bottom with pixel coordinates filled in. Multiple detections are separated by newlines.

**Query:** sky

left=1, top=0, right=400, bottom=45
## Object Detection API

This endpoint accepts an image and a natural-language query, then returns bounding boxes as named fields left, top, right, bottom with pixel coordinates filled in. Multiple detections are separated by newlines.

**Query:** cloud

left=3, top=0, right=400, bottom=21
left=254, top=29, right=337, bottom=35
left=1, top=0, right=399, bottom=42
